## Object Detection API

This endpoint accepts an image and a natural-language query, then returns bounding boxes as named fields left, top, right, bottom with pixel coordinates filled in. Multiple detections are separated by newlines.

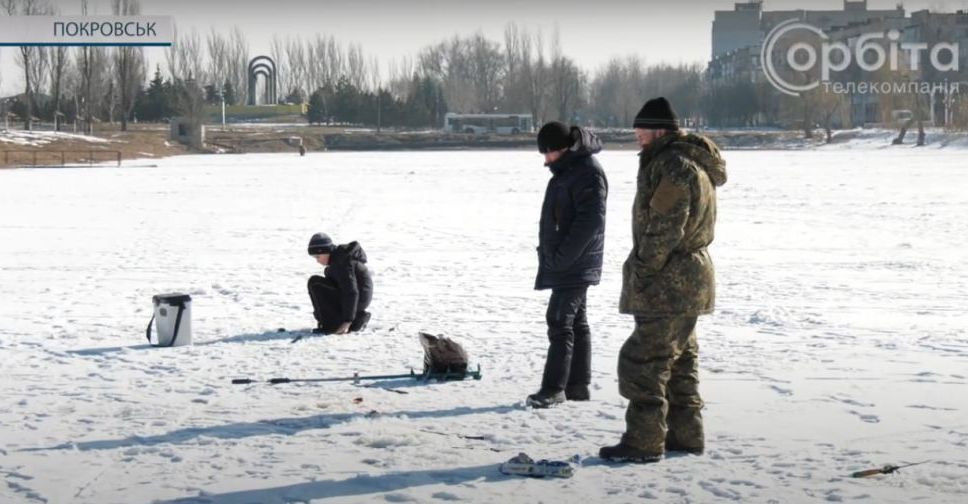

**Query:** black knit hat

left=537, top=121, right=573, bottom=153
left=633, top=97, right=679, bottom=130
left=308, top=232, right=334, bottom=255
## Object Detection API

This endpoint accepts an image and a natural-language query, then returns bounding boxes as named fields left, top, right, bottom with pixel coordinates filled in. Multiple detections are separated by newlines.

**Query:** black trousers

left=541, top=285, right=592, bottom=392
left=307, top=275, right=370, bottom=333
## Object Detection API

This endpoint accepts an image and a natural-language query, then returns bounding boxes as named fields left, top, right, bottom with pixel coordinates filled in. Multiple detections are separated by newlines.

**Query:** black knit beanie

left=633, top=97, right=680, bottom=130
left=537, top=121, right=573, bottom=153
left=307, top=232, right=335, bottom=255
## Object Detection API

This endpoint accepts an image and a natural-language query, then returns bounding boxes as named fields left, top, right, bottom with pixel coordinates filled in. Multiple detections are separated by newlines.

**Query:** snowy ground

left=823, top=128, right=968, bottom=150
left=1, top=148, right=967, bottom=504
left=0, top=130, right=115, bottom=147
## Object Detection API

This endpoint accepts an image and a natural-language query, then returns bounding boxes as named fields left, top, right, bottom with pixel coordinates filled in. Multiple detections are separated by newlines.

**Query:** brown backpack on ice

left=419, top=332, right=469, bottom=377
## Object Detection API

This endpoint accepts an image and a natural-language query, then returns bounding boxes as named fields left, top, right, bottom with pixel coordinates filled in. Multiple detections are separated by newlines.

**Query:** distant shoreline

left=4, top=126, right=967, bottom=168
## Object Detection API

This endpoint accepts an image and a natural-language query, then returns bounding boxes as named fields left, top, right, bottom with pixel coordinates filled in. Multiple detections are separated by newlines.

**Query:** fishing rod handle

left=851, top=468, right=885, bottom=478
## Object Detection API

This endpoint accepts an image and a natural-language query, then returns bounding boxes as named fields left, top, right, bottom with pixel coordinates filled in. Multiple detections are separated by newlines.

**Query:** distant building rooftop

left=712, top=0, right=906, bottom=58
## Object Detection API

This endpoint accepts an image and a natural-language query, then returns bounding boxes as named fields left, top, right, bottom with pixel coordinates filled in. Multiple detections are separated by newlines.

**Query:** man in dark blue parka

left=528, top=121, right=609, bottom=408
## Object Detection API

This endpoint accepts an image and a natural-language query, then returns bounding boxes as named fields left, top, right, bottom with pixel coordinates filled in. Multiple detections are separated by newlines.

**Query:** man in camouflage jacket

left=600, top=97, right=727, bottom=463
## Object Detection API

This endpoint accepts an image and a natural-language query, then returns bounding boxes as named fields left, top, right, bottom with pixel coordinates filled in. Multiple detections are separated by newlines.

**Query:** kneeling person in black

left=307, top=233, right=373, bottom=334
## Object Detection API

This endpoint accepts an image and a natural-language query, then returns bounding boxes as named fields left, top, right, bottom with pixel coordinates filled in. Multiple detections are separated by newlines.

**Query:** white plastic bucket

left=148, top=293, right=192, bottom=347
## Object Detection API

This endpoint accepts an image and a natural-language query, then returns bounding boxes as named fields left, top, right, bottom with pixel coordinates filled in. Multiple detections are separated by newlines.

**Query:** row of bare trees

left=262, top=24, right=590, bottom=125
left=2, top=0, right=146, bottom=132
left=1, top=5, right=714, bottom=131
left=0, top=6, right=719, bottom=132
left=153, top=23, right=613, bottom=125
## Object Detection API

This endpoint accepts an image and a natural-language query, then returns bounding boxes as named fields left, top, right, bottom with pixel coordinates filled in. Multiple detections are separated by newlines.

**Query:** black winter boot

left=599, top=443, right=662, bottom=463
left=526, top=390, right=566, bottom=409
left=350, top=311, right=371, bottom=332
left=565, top=384, right=590, bottom=401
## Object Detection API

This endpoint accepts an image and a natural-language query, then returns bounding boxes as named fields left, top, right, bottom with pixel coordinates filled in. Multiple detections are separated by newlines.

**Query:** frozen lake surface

left=1, top=149, right=967, bottom=503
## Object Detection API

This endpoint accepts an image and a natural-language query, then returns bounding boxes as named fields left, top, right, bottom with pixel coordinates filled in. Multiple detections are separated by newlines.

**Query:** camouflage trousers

left=617, top=315, right=704, bottom=454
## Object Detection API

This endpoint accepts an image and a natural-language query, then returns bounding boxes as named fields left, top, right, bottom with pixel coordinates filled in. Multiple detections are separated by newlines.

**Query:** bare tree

left=75, top=0, right=107, bottom=133
left=306, top=35, right=343, bottom=117
left=4, top=0, right=51, bottom=130
left=37, top=3, right=68, bottom=130
left=547, top=28, right=583, bottom=122
left=49, top=45, right=68, bottom=130
left=165, top=24, right=180, bottom=81
left=526, top=29, right=548, bottom=123
left=307, top=35, right=342, bottom=95
left=112, top=0, right=145, bottom=131
left=588, top=57, right=704, bottom=127
left=503, top=23, right=527, bottom=113
left=369, top=56, right=382, bottom=130
left=346, top=44, right=368, bottom=90
left=285, top=36, right=308, bottom=102
left=590, top=58, right=624, bottom=127
left=227, top=27, right=249, bottom=105
left=469, top=32, right=504, bottom=112
left=180, top=29, right=204, bottom=83
left=324, top=36, right=344, bottom=90
left=206, top=28, right=229, bottom=92
left=385, top=56, right=415, bottom=100
left=418, top=37, right=478, bottom=113
left=105, top=68, right=117, bottom=123
left=176, top=76, right=205, bottom=147
left=270, top=35, right=289, bottom=102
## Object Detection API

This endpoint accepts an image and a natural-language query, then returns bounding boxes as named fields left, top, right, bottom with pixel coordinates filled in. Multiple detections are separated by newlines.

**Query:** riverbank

left=3, top=124, right=966, bottom=168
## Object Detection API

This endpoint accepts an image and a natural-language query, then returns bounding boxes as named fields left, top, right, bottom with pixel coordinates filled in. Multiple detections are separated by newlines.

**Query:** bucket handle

left=146, top=301, right=186, bottom=347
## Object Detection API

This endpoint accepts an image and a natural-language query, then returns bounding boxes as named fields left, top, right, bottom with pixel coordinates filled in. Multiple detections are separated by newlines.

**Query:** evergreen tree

left=222, top=80, right=237, bottom=106
left=134, top=66, right=176, bottom=122
left=307, top=89, right=327, bottom=125
left=331, top=77, right=361, bottom=124
left=204, top=84, right=220, bottom=105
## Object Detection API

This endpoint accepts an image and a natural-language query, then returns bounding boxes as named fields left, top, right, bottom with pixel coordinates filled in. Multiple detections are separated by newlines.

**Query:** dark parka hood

left=333, top=241, right=367, bottom=264
left=569, top=126, right=603, bottom=157
left=547, top=127, right=603, bottom=173
left=643, top=131, right=727, bottom=187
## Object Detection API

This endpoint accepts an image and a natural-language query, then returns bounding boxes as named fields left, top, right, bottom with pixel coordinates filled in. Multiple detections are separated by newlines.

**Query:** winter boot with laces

left=526, top=389, right=566, bottom=409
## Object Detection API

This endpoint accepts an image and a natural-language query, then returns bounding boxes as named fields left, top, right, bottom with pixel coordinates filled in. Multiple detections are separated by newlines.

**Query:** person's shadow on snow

left=156, top=464, right=513, bottom=503
left=21, top=404, right=522, bottom=453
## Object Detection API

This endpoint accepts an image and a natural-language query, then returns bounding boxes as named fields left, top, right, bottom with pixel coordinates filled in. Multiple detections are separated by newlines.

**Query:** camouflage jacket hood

left=640, top=132, right=727, bottom=188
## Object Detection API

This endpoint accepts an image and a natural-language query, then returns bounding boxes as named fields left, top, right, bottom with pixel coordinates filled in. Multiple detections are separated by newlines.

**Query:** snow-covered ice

left=1, top=148, right=966, bottom=503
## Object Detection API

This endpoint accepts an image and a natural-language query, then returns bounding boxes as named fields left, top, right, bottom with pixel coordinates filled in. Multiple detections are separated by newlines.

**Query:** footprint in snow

left=847, top=410, right=880, bottom=423
left=768, top=384, right=793, bottom=396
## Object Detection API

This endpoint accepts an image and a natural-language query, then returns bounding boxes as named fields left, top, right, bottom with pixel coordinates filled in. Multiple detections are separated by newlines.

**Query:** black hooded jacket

left=535, top=127, right=609, bottom=290
left=324, top=241, right=374, bottom=321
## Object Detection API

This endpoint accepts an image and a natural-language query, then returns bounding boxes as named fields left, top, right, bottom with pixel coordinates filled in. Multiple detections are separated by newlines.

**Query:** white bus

left=443, top=113, right=534, bottom=135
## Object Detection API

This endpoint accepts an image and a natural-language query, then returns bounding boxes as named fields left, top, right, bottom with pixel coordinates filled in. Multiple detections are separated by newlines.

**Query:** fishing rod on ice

left=850, top=460, right=931, bottom=478
left=231, top=365, right=483, bottom=385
